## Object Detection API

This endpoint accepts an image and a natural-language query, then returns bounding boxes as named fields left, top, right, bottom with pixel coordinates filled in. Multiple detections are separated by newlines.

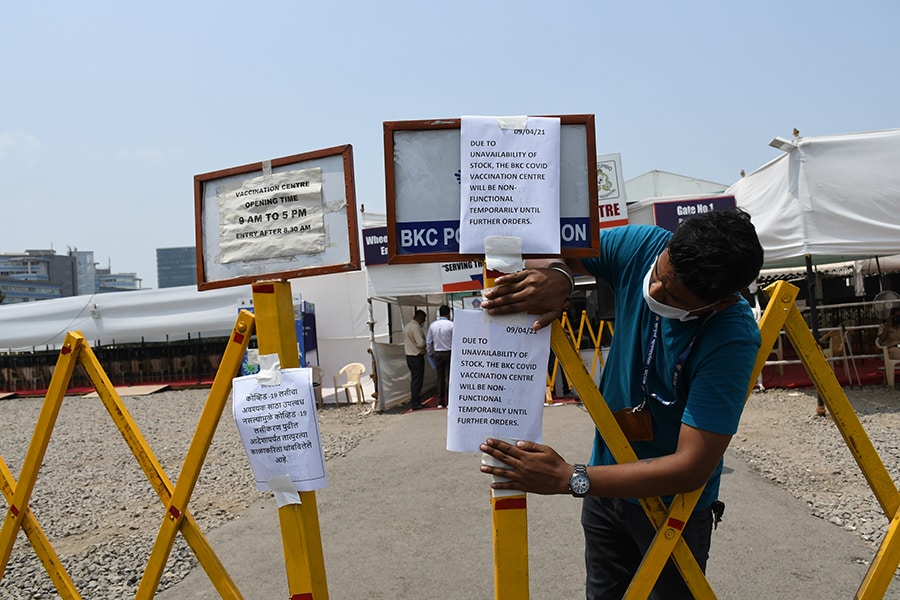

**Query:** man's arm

left=413, top=324, right=426, bottom=352
left=480, top=424, right=731, bottom=497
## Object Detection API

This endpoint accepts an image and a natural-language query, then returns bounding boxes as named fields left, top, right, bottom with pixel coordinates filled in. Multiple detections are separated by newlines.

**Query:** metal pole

left=805, top=254, right=821, bottom=340
left=805, top=255, right=827, bottom=415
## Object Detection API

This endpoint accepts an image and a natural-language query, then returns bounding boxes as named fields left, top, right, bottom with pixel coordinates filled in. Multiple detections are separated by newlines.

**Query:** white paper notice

left=459, top=115, right=561, bottom=255
left=217, top=167, right=326, bottom=264
left=232, top=368, right=328, bottom=492
left=447, top=310, right=551, bottom=452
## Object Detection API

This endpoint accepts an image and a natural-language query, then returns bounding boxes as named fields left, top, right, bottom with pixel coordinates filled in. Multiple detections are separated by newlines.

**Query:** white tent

left=726, top=128, right=900, bottom=269
left=0, top=270, right=383, bottom=392
left=625, top=170, right=727, bottom=203
left=0, top=285, right=250, bottom=350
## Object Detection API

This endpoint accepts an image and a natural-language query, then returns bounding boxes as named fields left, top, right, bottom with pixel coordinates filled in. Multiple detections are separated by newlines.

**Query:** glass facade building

left=156, top=247, right=197, bottom=289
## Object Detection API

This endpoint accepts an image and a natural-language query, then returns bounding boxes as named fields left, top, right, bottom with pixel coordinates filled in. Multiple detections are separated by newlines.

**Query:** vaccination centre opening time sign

left=194, top=145, right=361, bottom=291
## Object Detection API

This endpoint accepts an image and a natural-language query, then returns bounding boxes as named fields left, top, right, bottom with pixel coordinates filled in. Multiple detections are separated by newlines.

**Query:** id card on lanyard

left=616, top=313, right=715, bottom=442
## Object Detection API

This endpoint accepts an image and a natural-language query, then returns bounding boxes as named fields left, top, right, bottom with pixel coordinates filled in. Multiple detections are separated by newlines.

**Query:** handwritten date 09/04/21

left=461, top=326, right=536, bottom=347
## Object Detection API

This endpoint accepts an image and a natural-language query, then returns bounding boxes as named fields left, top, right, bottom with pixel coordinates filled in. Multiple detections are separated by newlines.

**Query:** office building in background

left=156, top=246, right=197, bottom=289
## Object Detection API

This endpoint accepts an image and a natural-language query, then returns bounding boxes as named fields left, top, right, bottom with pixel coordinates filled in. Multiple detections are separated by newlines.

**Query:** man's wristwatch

left=568, top=464, right=590, bottom=497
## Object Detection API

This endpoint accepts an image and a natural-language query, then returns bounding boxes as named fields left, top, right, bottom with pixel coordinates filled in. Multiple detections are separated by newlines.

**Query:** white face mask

left=642, top=266, right=716, bottom=322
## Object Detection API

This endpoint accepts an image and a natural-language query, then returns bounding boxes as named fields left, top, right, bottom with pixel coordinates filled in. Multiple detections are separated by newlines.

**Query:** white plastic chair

left=875, top=338, right=900, bottom=388
left=333, top=362, right=366, bottom=404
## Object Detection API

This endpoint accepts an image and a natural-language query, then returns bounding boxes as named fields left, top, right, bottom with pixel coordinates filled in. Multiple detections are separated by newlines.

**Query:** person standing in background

left=426, top=304, right=453, bottom=408
left=403, top=310, right=428, bottom=410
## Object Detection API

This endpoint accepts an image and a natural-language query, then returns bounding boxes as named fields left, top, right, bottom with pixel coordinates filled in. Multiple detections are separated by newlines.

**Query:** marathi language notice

left=217, top=167, right=326, bottom=264
left=232, top=368, right=327, bottom=492
left=446, top=310, right=551, bottom=452
left=458, top=116, right=561, bottom=255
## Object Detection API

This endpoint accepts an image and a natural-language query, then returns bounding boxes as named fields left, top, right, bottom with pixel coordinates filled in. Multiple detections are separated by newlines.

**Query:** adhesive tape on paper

left=268, top=475, right=302, bottom=507
left=496, top=115, right=528, bottom=130
left=255, top=353, right=282, bottom=385
left=484, top=236, right=524, bottom=274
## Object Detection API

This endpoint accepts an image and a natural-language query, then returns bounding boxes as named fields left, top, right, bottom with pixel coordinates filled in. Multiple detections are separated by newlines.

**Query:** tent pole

left=806, top=254, right=826, bottom=415
left=875, top=256, right=885, bottom=292
left=367, top=297, right=380, bottom=412
left=805, top=254, right=821, bottom=340
left=387, top=302, right=394, bottom=344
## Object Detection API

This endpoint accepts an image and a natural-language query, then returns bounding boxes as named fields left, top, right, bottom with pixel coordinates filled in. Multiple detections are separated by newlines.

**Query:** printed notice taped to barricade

left=233, top=367, right=328, bottom=492
left=217, top=167, right=326, bottom=264
left=459, top=115, right=561, bottom=255
left=447, top=309, right=551, bottom=452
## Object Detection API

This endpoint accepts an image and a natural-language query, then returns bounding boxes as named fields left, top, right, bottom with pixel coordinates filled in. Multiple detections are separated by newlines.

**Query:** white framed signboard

left=383, top=114, right=599, bottom=264
left=194, top=145, right=360, bottom=291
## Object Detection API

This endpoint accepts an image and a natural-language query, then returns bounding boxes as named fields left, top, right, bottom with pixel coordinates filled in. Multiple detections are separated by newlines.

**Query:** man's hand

left=479, top=438, right=573, bottom=495
left=481, top=265, right=572, bottom=330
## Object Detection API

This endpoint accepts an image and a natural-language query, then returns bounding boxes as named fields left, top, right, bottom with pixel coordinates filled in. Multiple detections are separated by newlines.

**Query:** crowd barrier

left=2, top=280, right=899, bottom=598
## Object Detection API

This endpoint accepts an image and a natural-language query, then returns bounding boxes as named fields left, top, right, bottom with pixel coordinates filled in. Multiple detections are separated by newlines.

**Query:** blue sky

left=2, top=1, right=898, bottom=289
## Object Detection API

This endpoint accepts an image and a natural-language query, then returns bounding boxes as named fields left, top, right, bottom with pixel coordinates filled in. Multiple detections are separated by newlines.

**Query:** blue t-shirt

left=581, top=225, right=761, bottom=509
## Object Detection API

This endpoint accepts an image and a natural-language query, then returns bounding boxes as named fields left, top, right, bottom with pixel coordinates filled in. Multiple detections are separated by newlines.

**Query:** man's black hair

left=414, top=309, right=426, bottom=319
left=667, top=208, right=765, bottom=304
left=439, top=304, right=451, bottom=317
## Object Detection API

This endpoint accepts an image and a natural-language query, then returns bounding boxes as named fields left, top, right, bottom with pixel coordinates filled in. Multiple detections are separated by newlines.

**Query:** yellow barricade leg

left=763, top=284, right=900, bottom=599
left=550, top=322, right=717, bottom=599
left=65, top=316, right=251, bottom=598
left=780, top=303, right=900, bottom=517
left=557, top=283, right=796, bottom=598
left=856, top=504, right=900, bottom=599
left=624, top=488, right=704, bottom=600
left=1, top=321, right=253, bottom=599
left=0, top=333, right=82, bottom=578
left=748, top=282, right=796, bottom=396
left=0, top=454, right=81, bottom=599
left=252, top=280, right=329, bottom=600
left=134, top=312, right=255, bottom=599
left=758, top=281, right=900, bottom=598
left=492, top=492, right=529, bottom=600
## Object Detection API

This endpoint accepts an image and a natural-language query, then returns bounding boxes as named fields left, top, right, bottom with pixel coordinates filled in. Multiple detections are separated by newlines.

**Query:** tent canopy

left=726, top=128, right=900, bottom=269
left=0, top=271, right=380, bottom=385
left=0, top=285, right=249, bottom=350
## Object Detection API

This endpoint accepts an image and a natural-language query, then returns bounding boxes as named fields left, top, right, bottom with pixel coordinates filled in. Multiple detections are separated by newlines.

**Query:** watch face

left=570, top=474, right=590, bottom=496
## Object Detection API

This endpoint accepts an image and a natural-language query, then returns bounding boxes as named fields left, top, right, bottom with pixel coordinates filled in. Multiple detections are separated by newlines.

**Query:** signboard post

left=194, top=146, right=360, bottom=598
left=385, top=114, right=598, bottom=598
left=251, top=280, right=329, bottom=600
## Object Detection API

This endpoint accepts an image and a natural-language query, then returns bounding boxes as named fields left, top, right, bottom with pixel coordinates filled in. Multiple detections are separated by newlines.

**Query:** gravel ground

left=731, top=385, right=900, bottom=549
left=0, top=389, right=403, bottom=600
left=1, top=384, right=898, bottom=599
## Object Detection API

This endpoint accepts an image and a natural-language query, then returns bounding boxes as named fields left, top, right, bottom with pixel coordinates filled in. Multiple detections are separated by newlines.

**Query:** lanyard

left=640, top=313, right=715, bottom=406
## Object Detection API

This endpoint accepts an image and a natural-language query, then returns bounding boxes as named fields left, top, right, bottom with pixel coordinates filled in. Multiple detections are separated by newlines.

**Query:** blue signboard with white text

left=652, top=195, right=737, bottom=233
left=383, top=115, right=599, bottom=264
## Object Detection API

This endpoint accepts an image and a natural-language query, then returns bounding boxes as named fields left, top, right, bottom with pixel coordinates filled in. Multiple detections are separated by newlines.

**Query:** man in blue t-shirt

left=480, top=208, right=764, bottom=599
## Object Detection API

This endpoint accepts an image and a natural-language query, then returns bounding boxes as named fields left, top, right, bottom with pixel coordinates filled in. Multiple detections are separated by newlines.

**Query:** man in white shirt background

left=426, top=305, right=453, bottom=408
